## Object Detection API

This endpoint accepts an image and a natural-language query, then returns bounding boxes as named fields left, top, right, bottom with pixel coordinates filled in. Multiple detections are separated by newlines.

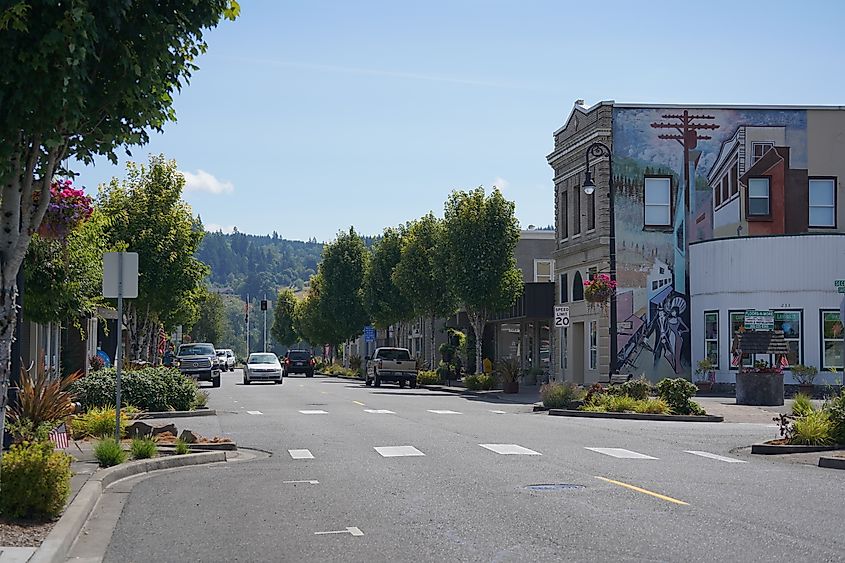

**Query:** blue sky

left=75, top=0, right=845, bottom=242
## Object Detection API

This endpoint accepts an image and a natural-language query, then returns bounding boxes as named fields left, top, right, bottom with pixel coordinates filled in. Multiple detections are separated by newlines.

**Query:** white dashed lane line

left=479, top=444, right=541, bottom=455
left=288, top=449, right=314, bottom=459
left=685, top=450, right=747, bottom=463
left=585, top=447, right=658, bottom=460
left=374, top=446, right=425, bottom=457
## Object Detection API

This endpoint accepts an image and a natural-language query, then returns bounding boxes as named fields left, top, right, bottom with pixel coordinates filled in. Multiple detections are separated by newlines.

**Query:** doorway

left=571, top=322, right=585, bottom=384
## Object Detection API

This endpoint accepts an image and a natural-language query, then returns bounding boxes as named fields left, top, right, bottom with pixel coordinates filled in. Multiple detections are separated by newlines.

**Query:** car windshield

left=248, top=354, right=277, bottom=364
left=179, top=345, right=215, bottom=356
left=377, top=349, right=411, bottom=361
left=288, top=351, right=311, bottom=360
left=215, top=351, right=226, bottom=356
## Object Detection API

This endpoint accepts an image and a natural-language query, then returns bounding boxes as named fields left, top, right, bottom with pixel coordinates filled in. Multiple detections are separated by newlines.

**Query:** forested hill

left=196, top=230, right=324, bottom=299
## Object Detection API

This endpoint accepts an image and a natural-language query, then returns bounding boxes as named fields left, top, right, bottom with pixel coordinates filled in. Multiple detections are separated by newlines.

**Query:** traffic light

left=260, top=299, right=268, bottom=311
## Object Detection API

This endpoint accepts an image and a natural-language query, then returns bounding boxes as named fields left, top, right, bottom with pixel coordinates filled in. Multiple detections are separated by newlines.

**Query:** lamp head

left=583, top=171, right=596, bottom=196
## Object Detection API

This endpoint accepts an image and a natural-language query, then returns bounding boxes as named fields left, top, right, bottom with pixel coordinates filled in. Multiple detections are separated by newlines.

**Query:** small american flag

left=49, top=422, right=69, bottom=449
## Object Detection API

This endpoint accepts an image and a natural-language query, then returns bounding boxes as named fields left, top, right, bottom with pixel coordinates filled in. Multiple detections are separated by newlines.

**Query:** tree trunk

left=467, top=309, right=486, bottom=374
left=0, top=285, right=17, bottom=488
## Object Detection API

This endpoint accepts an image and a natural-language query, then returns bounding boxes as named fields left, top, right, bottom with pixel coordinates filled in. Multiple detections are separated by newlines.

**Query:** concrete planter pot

left=695, top=381, right=713, bottom=393
left=502, top=381, right=519, bottom=394
left=736, top=371, right=784, bottom=406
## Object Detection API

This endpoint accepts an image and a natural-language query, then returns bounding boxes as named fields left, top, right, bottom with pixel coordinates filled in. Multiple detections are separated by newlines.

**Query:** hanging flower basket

left=583, top=274, right=617, bottom=313
left=34, top=179, right=94, bottom=241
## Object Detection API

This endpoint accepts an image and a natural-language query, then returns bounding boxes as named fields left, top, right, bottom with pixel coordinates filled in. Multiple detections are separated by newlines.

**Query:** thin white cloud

left=181, top=169, right=234, bottom=195
left=492, top=177, right=510, bottom=192
left=205, top=223, right=237, bottom=234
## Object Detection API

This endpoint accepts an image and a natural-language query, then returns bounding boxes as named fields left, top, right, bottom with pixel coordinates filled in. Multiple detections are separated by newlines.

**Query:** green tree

left=98, top=155, right=209, bottom=360
left=0, top=0, right=238, bottom=470
left=317, top=228, right=369, bottom=348
left=23, top=209, right=109, bottom=324
left=293, top=276, right=340, bottom=356
left=442, top=187, right=522, bottom=373
left=363, top=227, right=414, bottom=339
left=393, top=213, right=455, bottom=367
left=189, top=289, right=226, bottom=345
left=271, top=288, right=299, bottom=347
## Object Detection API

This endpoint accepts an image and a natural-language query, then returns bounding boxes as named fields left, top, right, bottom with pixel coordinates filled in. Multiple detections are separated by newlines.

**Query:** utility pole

left=261, top=296, right=268, bottom=353
left=245, top=294, right=250, bottom=355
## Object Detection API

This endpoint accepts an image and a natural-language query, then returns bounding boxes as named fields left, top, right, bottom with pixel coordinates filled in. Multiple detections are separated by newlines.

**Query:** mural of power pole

left=650, top=111, right=719, bottom=293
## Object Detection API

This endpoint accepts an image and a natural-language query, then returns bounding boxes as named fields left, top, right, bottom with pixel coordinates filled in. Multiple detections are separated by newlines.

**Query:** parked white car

left=243, top=352, right=283, bottom=385
left=215, top=348, right=236, bottom=371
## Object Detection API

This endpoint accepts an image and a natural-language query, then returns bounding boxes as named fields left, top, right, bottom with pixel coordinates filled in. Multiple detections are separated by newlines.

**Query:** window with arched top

left=572, top=271, right=584, bottom=301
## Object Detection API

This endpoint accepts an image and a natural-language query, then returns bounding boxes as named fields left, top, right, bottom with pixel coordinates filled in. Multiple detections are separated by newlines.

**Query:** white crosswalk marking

left=246, top=410, right=263, bottom=415
left=364, top=409, right=395, bottom=414
left=288, top=449, right=314, bottom=459
left=685, top=450, right=747, bottom=463
left=299, top=410, right=328, bottom=414
left=479, top=444, right=541, bottom=455
left=427, top=409, right=462, bottom=415
left=585, top=447, right=657, bottom=459
left=374, top=446, right=425, bottom=457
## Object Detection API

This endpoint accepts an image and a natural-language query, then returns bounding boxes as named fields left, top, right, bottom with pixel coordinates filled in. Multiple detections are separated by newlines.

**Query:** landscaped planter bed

left=750, top=442, right=842, bottom=455
left=547, top=409, right=724, bottom=423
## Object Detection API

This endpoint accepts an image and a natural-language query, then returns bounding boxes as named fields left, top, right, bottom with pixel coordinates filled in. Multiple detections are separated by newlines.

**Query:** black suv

left=283, top=350, right=315, bottom=377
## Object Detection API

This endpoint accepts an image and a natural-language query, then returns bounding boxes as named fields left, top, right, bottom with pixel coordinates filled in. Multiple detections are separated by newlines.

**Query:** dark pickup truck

left=176, top=342, right=222, bottom=388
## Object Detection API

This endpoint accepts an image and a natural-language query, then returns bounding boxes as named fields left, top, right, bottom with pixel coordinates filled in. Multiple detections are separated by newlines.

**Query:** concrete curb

left=750, top=443, right=841, bottom=455
left=819, top=456, right=845, bottom=470
left=547, top=409, right=724, bottom=423
left=29, top=451, right=226, bottom=563
left=132, top=409, right=216, bottom=419
left=158, top=442, right=237, bottom=452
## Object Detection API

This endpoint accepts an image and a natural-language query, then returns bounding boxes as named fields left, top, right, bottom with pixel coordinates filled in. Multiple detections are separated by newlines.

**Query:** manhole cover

left=526, top=484, right=585, bottom=491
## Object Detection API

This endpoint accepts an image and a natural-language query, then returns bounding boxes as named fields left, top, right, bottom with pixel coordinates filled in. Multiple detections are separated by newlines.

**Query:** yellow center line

left=595, top=476, right=689, bottom=506
left=353, top=401, right=365, bottom=406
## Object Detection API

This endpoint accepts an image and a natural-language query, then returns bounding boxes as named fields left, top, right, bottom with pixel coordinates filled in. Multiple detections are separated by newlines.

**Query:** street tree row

left=272, top=187, right=523, bottom=374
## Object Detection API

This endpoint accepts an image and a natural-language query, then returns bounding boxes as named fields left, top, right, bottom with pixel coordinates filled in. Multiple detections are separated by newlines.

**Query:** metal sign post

left=840, top=296, right=845, bottom=385
left=103, top=252, right=139, bottom=442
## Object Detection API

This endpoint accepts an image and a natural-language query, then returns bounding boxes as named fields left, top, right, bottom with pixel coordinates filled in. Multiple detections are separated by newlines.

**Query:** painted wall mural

left=611, top=107, right=808, bottom=380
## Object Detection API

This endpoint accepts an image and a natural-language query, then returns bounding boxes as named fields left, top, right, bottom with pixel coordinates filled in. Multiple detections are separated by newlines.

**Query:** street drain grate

left=526, top=484, right=585, bottom=491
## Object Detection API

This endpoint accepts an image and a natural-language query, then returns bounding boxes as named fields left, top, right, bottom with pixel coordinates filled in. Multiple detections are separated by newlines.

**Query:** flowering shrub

left=583, top=273, right=617, bottom=303
left=89, top=355, right=106, bottom=372
left=35, top=179, right=94, bottom=240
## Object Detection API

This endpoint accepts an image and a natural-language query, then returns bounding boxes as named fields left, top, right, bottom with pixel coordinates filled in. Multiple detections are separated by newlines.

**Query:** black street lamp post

left=582, top=141, right=618, bottom=377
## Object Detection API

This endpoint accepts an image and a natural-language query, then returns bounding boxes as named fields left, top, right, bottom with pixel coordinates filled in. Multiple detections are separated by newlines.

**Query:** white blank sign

left=102, top=252, right=139, bottom=298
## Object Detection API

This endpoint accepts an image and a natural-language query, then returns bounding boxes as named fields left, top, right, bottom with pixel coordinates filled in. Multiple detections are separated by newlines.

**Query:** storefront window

left=822, top=311, right=843, bottom=370
left=704, top=311, right=718, bottom=367
left=729, top=311, right=753, bottom=369
left=589, top=320, right=597, bottom=370
left=540, top=322, right=550, bottom=372
left=774, top=311, right=801, bottom=367
left=498, top=324, right=521, bottom=361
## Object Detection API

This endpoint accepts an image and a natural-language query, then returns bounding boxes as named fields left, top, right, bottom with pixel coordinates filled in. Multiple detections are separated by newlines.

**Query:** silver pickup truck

left=365, top=347, right=417, bottom=389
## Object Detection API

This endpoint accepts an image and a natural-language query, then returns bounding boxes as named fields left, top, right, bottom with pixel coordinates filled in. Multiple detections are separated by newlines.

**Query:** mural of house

left=547, top=101, right=845, bottom=384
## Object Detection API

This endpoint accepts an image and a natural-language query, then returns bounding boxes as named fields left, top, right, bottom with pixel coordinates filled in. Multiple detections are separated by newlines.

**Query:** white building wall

left=691, top=234, right=845, bottom=384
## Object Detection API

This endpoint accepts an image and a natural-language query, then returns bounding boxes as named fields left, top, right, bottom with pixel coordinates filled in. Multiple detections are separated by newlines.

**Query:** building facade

left=549, top=101, right=845, bottom=384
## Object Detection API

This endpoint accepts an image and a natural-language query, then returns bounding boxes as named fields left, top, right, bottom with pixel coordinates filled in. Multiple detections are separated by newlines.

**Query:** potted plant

left=497, top=357, right=521, bottom=394
left=790, top=364, right=818, bottom=396
left=694, top=358, right=716, bottom=393
left=583, top=274, right=617, bottom=313
left=736, top=360, right=784, bottom=406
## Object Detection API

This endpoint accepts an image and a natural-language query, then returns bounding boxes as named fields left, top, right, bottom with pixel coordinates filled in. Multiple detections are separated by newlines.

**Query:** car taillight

left=310, top=358, right=315, bottom=365
left=285, top=358, right=290, bottom=365
left=377, top=359, right=383, bottom=369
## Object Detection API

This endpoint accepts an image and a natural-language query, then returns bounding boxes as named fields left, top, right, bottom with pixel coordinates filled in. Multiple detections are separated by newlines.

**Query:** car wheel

left=243, top=376, right=250, bottom=385
left=399, top=380, right=406, bottom=388
left=212, top=375, right=221, bottom=388
left=410, top=379, right=417, bottom=389
left=365, top=377, right=372, bottom=387
left=274, top=379, right=282, bottom=385
left=306, top=371, right=314, bottom=378
left=374, top=375, right=381, bottom=388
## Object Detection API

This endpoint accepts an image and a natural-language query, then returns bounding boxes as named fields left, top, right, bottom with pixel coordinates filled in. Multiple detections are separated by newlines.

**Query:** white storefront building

left=690, top=234, right=845, bottom=385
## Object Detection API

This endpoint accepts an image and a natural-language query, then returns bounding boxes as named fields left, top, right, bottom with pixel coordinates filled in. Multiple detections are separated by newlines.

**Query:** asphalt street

left=101, top=371, right=845, bottom=563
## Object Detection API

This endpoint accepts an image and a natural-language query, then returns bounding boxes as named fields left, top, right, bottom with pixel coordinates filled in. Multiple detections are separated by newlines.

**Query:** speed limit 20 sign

left=554, top=305, right=570, bottom=328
